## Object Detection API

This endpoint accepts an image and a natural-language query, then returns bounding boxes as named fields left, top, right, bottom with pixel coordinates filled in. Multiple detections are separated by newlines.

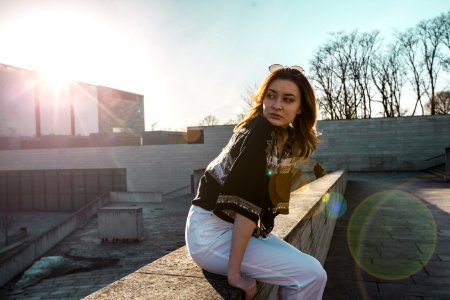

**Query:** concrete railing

left=85, top=170, right=347, bottom=300
left=446, top=147, right=450, bottom=173
left=0, top=193, right=110, bottom=288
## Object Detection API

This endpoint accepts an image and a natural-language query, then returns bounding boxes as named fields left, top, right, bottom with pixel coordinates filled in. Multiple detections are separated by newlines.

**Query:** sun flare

left=2, top=8, right=116, bottom=86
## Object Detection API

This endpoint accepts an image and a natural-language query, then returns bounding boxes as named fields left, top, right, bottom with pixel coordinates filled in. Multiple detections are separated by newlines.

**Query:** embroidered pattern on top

left=253, top=226, right=271, bottom=238
left=205, top=132, right=240, bottom=185
left=273, top=201, right=289, bottom=212
left=266, top=128, right=295, bottom=176
left=265, top=131, right=277, bottom=171
left=217, top=195, right=263, bottom=218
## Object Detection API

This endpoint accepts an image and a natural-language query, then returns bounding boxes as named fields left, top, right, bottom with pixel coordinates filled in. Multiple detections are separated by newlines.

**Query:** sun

left=37, top=63, right=73, bottom=87
left=1, top=3, right=149, bottom=123
left=1, top=8, right=109, bottom=85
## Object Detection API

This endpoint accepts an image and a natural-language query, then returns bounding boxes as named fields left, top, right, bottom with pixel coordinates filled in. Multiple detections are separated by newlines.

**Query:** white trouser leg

left=185, top=205, right=327, bottom=300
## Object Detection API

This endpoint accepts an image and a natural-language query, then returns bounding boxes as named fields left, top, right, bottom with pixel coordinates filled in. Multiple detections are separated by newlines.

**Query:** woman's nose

left=272, top=98, right=282, bottom=110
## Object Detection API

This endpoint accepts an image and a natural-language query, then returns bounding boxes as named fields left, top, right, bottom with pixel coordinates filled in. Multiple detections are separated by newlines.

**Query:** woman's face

left=262, top=79, right=302, bottom=128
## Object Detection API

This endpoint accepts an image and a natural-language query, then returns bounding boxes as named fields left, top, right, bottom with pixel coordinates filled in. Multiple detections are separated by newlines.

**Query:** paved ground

left=1, top=171, right=449, bottom=299
left=324, top=172, right=450, bottom=300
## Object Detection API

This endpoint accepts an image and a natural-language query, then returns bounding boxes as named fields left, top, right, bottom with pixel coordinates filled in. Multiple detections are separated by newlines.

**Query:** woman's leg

left=185, top=205, right=327, bottom=300
left=242, top=234, right=326, bottom=300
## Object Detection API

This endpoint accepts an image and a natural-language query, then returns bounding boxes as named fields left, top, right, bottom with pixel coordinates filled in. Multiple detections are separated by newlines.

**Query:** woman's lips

left=268, top=113, right=283, bottom=119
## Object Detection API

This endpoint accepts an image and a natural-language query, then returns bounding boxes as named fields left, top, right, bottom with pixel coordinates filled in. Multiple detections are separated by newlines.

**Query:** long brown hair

left=235, top=68, right=319, bottom=157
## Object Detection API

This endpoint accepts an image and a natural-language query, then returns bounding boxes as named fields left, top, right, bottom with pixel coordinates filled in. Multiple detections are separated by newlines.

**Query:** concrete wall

left=314, top=115, right=450, bottom=171
left=0, top=168, right=126, bottom=212
left=0, top=115, right=449, bottom=194
left=0, top=125, right=233, bottom=194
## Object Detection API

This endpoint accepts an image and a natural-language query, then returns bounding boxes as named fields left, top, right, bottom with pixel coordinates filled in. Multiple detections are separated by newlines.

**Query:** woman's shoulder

left=244, top=115, right=274, bottom=133
left=234, top=116, right=275, bottom=148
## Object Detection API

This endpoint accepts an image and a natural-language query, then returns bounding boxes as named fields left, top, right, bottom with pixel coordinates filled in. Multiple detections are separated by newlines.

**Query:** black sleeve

left=213, top=118, right=274, bottom=224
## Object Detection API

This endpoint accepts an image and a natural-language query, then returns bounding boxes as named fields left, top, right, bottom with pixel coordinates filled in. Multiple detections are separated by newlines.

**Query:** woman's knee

left=314, top=264, right=327, bottom=286
left=279, top=264, right=327, bottom=299
left=297, top=257, right=327, bottom=286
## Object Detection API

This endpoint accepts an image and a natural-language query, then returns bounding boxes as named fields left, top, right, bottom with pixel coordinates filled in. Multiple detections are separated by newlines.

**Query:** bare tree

left=426, top=90, right=450, bottom=114
left=348, top=31, right=379, bottom=118
left=397, top=29, right=427, bottom=115
left=241, top=84, right=257, bottom=111
left=441, top=11, right=450, bottom=50
left=311, top=11, right=449, bottom=119
left=310, top=33, right=353, bottom=120
left=310, top=47, right=339, bottom=120
left=396, top=13, right=448, bottom=116
left=230, top=83, right=258, bottom=124
left=371, top=44, right=406, bottom=117
left=332, top=32, right=354, bottom=119
left=416, top=17, right=446, bottom=115
left=310, top=31, right=379, bottom=119
left=199, top=115, right=220, bottom=126
left=438, top=11, right=450, bottom=72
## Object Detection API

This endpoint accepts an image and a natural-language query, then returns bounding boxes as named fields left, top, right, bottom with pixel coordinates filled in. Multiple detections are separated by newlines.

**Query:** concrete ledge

left=446, top=147, right=450, bottom=173
left=85, top=170, right=347, bottom=300
left=110, top=192, right=162, bottom=203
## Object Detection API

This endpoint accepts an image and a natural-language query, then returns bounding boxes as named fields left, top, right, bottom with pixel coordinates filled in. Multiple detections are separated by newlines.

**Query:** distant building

left=0, top=63, right=144, bottom=139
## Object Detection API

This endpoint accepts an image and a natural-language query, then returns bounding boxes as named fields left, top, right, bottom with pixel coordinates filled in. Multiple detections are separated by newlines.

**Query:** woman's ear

left=297, top=105, right=302, bottom=115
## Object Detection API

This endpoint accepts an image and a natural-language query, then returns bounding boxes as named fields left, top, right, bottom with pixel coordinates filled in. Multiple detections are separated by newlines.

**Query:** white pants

left=185, top=205, right=327, bottom=300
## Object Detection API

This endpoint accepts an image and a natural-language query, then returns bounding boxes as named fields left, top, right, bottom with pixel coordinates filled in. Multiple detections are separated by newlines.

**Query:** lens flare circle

left=347, top=189, right=436, bottom=280
left=320, top=192, right=347, bottom=219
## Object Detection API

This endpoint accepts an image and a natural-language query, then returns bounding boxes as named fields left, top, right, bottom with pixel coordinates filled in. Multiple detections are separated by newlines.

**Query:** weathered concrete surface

left=446, top=147, right=450, bottom=173
left=83, top=247, right=241, bottom=300
left=85, top=170, right=347, bottom=300
left=324, top=172, right=450, bottom=299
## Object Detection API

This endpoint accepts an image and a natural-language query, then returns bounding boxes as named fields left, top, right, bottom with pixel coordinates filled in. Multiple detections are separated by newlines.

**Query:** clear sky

left=0, top=0, right=449, bottom=130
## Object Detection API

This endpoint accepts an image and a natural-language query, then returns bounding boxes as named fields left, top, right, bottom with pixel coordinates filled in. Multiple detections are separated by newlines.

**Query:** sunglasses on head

left=269, top=64, right=304, bottom=76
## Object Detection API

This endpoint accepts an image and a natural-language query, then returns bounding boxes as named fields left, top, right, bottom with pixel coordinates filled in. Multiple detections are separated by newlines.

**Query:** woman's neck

left=274, top=127, right=289, bottom=157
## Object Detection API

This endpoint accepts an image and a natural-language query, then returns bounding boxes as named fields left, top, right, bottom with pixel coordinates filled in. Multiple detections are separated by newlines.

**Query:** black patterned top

left=192, top=115, right=296, bottom=237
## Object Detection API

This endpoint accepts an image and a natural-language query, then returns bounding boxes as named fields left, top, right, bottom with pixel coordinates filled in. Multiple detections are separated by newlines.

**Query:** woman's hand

left=228, top=213, right=258, bottom=299
left=228, top=273, right=257, bottom=300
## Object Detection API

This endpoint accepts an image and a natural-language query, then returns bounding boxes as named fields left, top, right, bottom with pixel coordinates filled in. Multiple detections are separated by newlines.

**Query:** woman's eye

left=284, top=98, right=295, bottom=103
left=267, top=93, right=275, bottom=99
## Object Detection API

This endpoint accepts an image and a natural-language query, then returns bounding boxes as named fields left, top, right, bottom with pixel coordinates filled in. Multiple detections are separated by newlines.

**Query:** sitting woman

left=185, top=64, right=327, bottom=300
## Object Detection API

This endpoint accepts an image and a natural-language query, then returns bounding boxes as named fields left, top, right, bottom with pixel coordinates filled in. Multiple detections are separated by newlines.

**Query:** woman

left=185, top=64, right=327, bottom=300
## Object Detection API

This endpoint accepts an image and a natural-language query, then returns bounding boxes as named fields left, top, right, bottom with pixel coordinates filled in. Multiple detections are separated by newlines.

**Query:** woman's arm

left=227, top=213, right=257, bottom=300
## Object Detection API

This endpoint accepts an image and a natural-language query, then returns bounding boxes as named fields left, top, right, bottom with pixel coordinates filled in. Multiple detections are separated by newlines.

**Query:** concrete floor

left=324, top=172, right=450, bottom=299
